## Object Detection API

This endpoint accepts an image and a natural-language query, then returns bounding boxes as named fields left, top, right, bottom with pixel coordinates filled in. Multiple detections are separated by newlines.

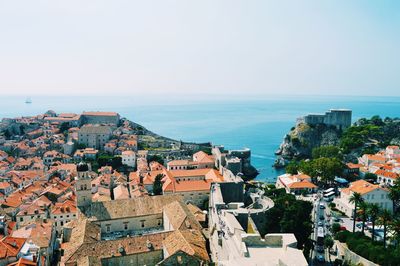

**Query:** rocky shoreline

left=274, top=123, right=342, bottom=168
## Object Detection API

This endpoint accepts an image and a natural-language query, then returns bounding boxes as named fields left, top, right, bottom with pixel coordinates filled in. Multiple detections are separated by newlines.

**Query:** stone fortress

left=296, top=109, right=352, bottom=130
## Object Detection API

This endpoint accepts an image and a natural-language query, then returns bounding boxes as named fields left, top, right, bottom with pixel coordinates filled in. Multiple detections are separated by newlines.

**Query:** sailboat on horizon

left=25, top=97, right=32, bottom=104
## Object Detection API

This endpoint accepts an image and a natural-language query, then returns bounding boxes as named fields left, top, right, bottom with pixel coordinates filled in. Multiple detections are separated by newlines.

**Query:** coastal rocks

left=274, top=123, right=341, bottom=166
left=273, top=156, right=289, bottom=168
left=242, top=164, right=259, bottom=180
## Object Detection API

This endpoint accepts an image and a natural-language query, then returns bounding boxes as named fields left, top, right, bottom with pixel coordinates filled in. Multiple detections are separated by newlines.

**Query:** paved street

left=307, top=192, right=337, bottom=266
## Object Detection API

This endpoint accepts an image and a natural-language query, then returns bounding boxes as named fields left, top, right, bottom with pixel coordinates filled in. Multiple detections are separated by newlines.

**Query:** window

left=61, top=221, right=64, bottom=226
left=20, top=217, right=23, bottom=222
left=140, top=220, right=145, bottom=228
left=124, top=222, right=128, bottom=230
left=381, top=194, right=384, bottom=199
left=106, top=224, right=111, bottom=232
left=157, top=219, right=162, bottom=226
left=371, top=194, right=374, bottom=199
left=66, top=215, right=69, bottom=218
left=60, top=215, right=63, bottom=218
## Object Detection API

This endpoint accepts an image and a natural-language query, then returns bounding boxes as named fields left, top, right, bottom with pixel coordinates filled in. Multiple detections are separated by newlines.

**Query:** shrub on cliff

left=312, top=145, right=342, bottom=159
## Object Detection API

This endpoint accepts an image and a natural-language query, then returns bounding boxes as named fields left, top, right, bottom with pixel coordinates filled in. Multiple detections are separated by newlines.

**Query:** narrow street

left=307, top=192, right=335, bottom=266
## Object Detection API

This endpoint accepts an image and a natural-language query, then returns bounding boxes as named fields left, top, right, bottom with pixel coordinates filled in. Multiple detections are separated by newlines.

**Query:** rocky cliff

left=274, top=123, right=341, bottom=167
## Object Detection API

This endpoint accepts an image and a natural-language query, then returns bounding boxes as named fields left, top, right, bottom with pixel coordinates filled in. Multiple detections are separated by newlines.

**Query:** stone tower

left=75, top=162, right=92, bottom=209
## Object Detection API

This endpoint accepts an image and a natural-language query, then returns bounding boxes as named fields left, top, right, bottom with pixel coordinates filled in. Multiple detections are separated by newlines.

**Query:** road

left=309, top=193, right=333, bottom=266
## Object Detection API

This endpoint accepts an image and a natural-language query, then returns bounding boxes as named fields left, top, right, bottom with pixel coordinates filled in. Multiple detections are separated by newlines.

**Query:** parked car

left=317, top=254, right=325, bottom=263
left=333, top=217, right=341, bottom=222
left=114, top=232, right=123, bottom=238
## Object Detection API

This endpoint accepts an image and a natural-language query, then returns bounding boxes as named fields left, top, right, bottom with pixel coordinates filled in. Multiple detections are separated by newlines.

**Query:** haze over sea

left=1, top=95, right=399, bottom=183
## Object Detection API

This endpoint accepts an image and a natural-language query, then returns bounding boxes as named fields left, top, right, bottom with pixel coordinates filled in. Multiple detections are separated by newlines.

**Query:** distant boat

left=25, top=97, right=32, bottom=104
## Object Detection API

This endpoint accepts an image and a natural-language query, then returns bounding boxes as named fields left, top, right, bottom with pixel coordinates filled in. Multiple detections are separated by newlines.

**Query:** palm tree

left=349, top=192, right=363, bottom=233
left=389, top=178, right=400, bottom=214
left=378, top=209, right=392, bottom=249
left=367, top=203, right=380, bottom=241
left=359, top=201, right=368, bottom=234
left=389, top=216, right=400, bottom=248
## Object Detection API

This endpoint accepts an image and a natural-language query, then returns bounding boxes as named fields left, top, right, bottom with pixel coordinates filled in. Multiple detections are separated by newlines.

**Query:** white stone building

left=334, top=180, right=393, bottom=217
left=121, top=150, right=136, bottom=168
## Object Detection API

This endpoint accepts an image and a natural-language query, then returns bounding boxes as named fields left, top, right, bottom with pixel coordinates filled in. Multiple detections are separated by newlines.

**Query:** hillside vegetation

left=275, top=115, right=400, bottom=167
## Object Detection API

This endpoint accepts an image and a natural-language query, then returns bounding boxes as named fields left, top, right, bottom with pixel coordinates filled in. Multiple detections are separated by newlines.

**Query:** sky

left=0, top=0, right=399, bottom=97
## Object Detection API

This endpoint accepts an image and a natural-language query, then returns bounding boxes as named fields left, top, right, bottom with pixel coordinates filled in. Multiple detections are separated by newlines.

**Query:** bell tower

left=75, top=162, right=92, bottom=209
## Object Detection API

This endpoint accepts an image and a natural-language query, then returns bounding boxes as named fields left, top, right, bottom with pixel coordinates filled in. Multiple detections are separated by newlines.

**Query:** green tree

left=279, top=199, right=313, bottom=248
left=340, top=123, right=383, bottom=153
left=97, top=154, right=114, bottom=167
left=359, top=201, right=368, bottom=234
left=389, top=216, right=400, bottom=248
left=59, top=122, right=70, bottom=133
left=364, top=173, right=377, bottom=183
left=147, top=155, right=164, bottom=165
left=389, top=178, right=400, bottom=214
left=3, top=129, right=11, bottom=139
left=311, top=157, right=344, bottom=185
left=324, top=236, right=334, bottom=251
left=312, top=146, right=341, bottom=159
left=378, top=209, right=392, bottom=249
left=332, top=222, right=341, bottom=234
left=367, top=203, right=380, bottom=242
left=298, top=160, right=316, bottom=178
left=370, top=115, right=384, bottom=126
left=153, top=174, right=164, bottom=195
left=111, top=156, right=122, bottom=169
left=349, top=192, right=363, bottom=233
left=77, top=143, right=87, bottom=149
left=285, top=161, right=299, bottom=175
left=263, top=192, right=312, bottom=249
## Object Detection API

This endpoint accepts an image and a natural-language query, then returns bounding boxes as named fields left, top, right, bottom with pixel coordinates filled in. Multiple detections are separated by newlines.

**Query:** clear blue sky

left=0, top=0, right=399, bottom=96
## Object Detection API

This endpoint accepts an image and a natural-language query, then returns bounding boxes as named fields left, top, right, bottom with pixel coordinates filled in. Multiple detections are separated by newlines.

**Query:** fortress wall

left=299, top=109, right=352, bottom=129
left=229, top=149, right=251, bottom=159
left=83, top=114, right=120, bottom=125
left=324, top=110, right=352, bottom=129
left=304, top=114, right=325, bottom=125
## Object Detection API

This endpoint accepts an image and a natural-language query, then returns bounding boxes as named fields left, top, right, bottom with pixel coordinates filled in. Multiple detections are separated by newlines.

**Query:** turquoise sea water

left=1, top=95, right=399, bottom=183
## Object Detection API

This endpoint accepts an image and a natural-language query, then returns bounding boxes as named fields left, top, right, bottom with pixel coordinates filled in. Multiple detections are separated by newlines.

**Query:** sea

left=1, top=94, right=399, bottom=183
